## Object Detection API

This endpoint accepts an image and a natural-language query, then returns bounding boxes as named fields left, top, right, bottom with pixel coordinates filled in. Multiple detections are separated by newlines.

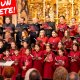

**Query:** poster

left=0, top=0, right=17, bottom=16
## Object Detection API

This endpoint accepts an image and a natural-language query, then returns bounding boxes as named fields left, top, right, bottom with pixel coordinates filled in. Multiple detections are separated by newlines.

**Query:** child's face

left=46, top=46, right=51, bottom=52
left=25, top=49, right=30, bottom=55
left=35, top=45, right=40, bottom=51
left=58, top=50, right=63, bottom=56
left=23, top=42, right=28, bottom=48
left=0, top=35, right=3, bottom=39
left=71, top=18, right=76, bottom=24
left=14, top=50, right=19, bottom=55
left=11, top=42, right=16, bottom=49
left=73, top=45, right=77, bottom=51
left=58, top=42, right=63, bottom=49
left=60, top=17, right=65, bottom=24
left=5, top=18, right=10, bottom=24
left=5, top=51, right=10, bottom=56
left=0, top=41, right=3, bottom=48
left=64, top=31, right=68, bottom=37
left=40, top=30, right=45, bottom=36
left=52, top=31, right=57, bottom=37
left=5, top=32, right=11, bottom=38
left=73, top=40, right=77, bottom=44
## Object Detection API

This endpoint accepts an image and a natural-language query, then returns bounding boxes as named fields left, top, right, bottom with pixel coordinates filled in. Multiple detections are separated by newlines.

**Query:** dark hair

left=60, top=15, right=65, bottom=19
left=14, top=48, right=19, bottom=51
left=10, top=41, right=17, bottom=48
left=72, top=43, right=79, bottom=51
left=5, top=17, right=10, bottom=20
left=21, top=17, right=25, bottom=21
left=58, top=41, right=64, bottom=46
left=0, top=75, right=4, bottom=80
left=71, top=17, right=76, bottom=21
left=66, top=72, right=79, bottom=80
left=57, top=48, right=65, bottom=56
left=35, top=43, right=41, bottom=48
left=0, top=39, right=3, bottom=43
left=29, top=70, right=41, bottom=80
left=59, top=48, right=64, bottom=52
left=46, top=43, right=52, bottom=49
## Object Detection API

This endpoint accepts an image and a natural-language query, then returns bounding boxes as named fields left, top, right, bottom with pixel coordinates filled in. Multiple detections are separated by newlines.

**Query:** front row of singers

left=0, top=40, right=80, bottom=80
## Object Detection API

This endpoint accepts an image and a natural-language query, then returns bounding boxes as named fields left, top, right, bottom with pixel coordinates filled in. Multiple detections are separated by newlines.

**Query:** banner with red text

left=0, top=0, right=17, bottom=16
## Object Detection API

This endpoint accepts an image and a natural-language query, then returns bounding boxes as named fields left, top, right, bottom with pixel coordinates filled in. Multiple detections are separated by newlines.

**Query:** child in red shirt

left=20, top=48, right=32, bottom=79
left=10, top=41, right=17, bottom=56
left=48, top=31, right=60, bottom=52
left=69, top=43, right=80, bottom=73
left=54, top=48, right=69, bottom=70
left=43, top=43, right=55, bottom=80
left=12, top=49, right=21, bottom=80
left=20, top=41, right=29, bottom=56
left=32, top=44, right=44, bottom=76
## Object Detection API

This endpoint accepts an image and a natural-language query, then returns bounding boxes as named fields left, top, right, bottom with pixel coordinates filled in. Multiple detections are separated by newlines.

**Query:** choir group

left=0, top=15, right=80, bottom=80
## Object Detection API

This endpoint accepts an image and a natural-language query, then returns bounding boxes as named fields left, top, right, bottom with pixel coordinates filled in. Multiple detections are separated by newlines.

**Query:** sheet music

left=0, top=61, right=14, bottom=66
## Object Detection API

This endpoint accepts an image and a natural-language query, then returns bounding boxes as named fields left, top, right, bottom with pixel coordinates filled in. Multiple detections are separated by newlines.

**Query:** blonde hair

left=53, top=66, right=68, bottom=80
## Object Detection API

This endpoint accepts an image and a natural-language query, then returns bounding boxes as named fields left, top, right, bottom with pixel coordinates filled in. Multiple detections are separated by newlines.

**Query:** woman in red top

left=20, top=48, right=32, bottom=79
left=69, top=43, right=80, bottom=73
left=10, top=41, right=17, bottom=56
left=37, top=30, right=48, bottom=50
left=32, top=44, right=44, bottom=76
left=37, top=30, right=48, bottom=43
left=48, top=31, right=60, bottom=52
left=43, top=43, right=55, bottom=80
left=68, top=18, right=78, bottom=37
left=54, top=48, right=69, bottom=70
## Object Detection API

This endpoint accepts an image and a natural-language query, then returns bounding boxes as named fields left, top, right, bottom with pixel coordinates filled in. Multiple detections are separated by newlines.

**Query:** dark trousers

left=45, top=29, right=52, bottom=37
left=30, top=32, right=37, bottom=44
left=43, top=79, right=53, bottom=80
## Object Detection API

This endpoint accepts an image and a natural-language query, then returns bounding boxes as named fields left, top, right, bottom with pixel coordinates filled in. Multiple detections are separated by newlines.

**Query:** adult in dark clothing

left=0, top=40, right=6, bottom=54
left=0, top=39, right=11, bottom=62
left=46, top=17, right=55, bottom=30
left=15, top=17, right=29, bottom=48
left=0, top=24, right=3, bottom=35
left=75, top=26, right=80, bottom=44
left=0, top=24, right=3, bottom=40
left=2, top=17, right=15, bottom=38
left=29, top=18, right=41, bottom=44
left=42, top=16, right=55, bottom=37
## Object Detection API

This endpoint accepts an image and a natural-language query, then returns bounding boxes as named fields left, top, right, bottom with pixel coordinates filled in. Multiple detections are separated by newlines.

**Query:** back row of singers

left=0, top=16, right=80, bottom=47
